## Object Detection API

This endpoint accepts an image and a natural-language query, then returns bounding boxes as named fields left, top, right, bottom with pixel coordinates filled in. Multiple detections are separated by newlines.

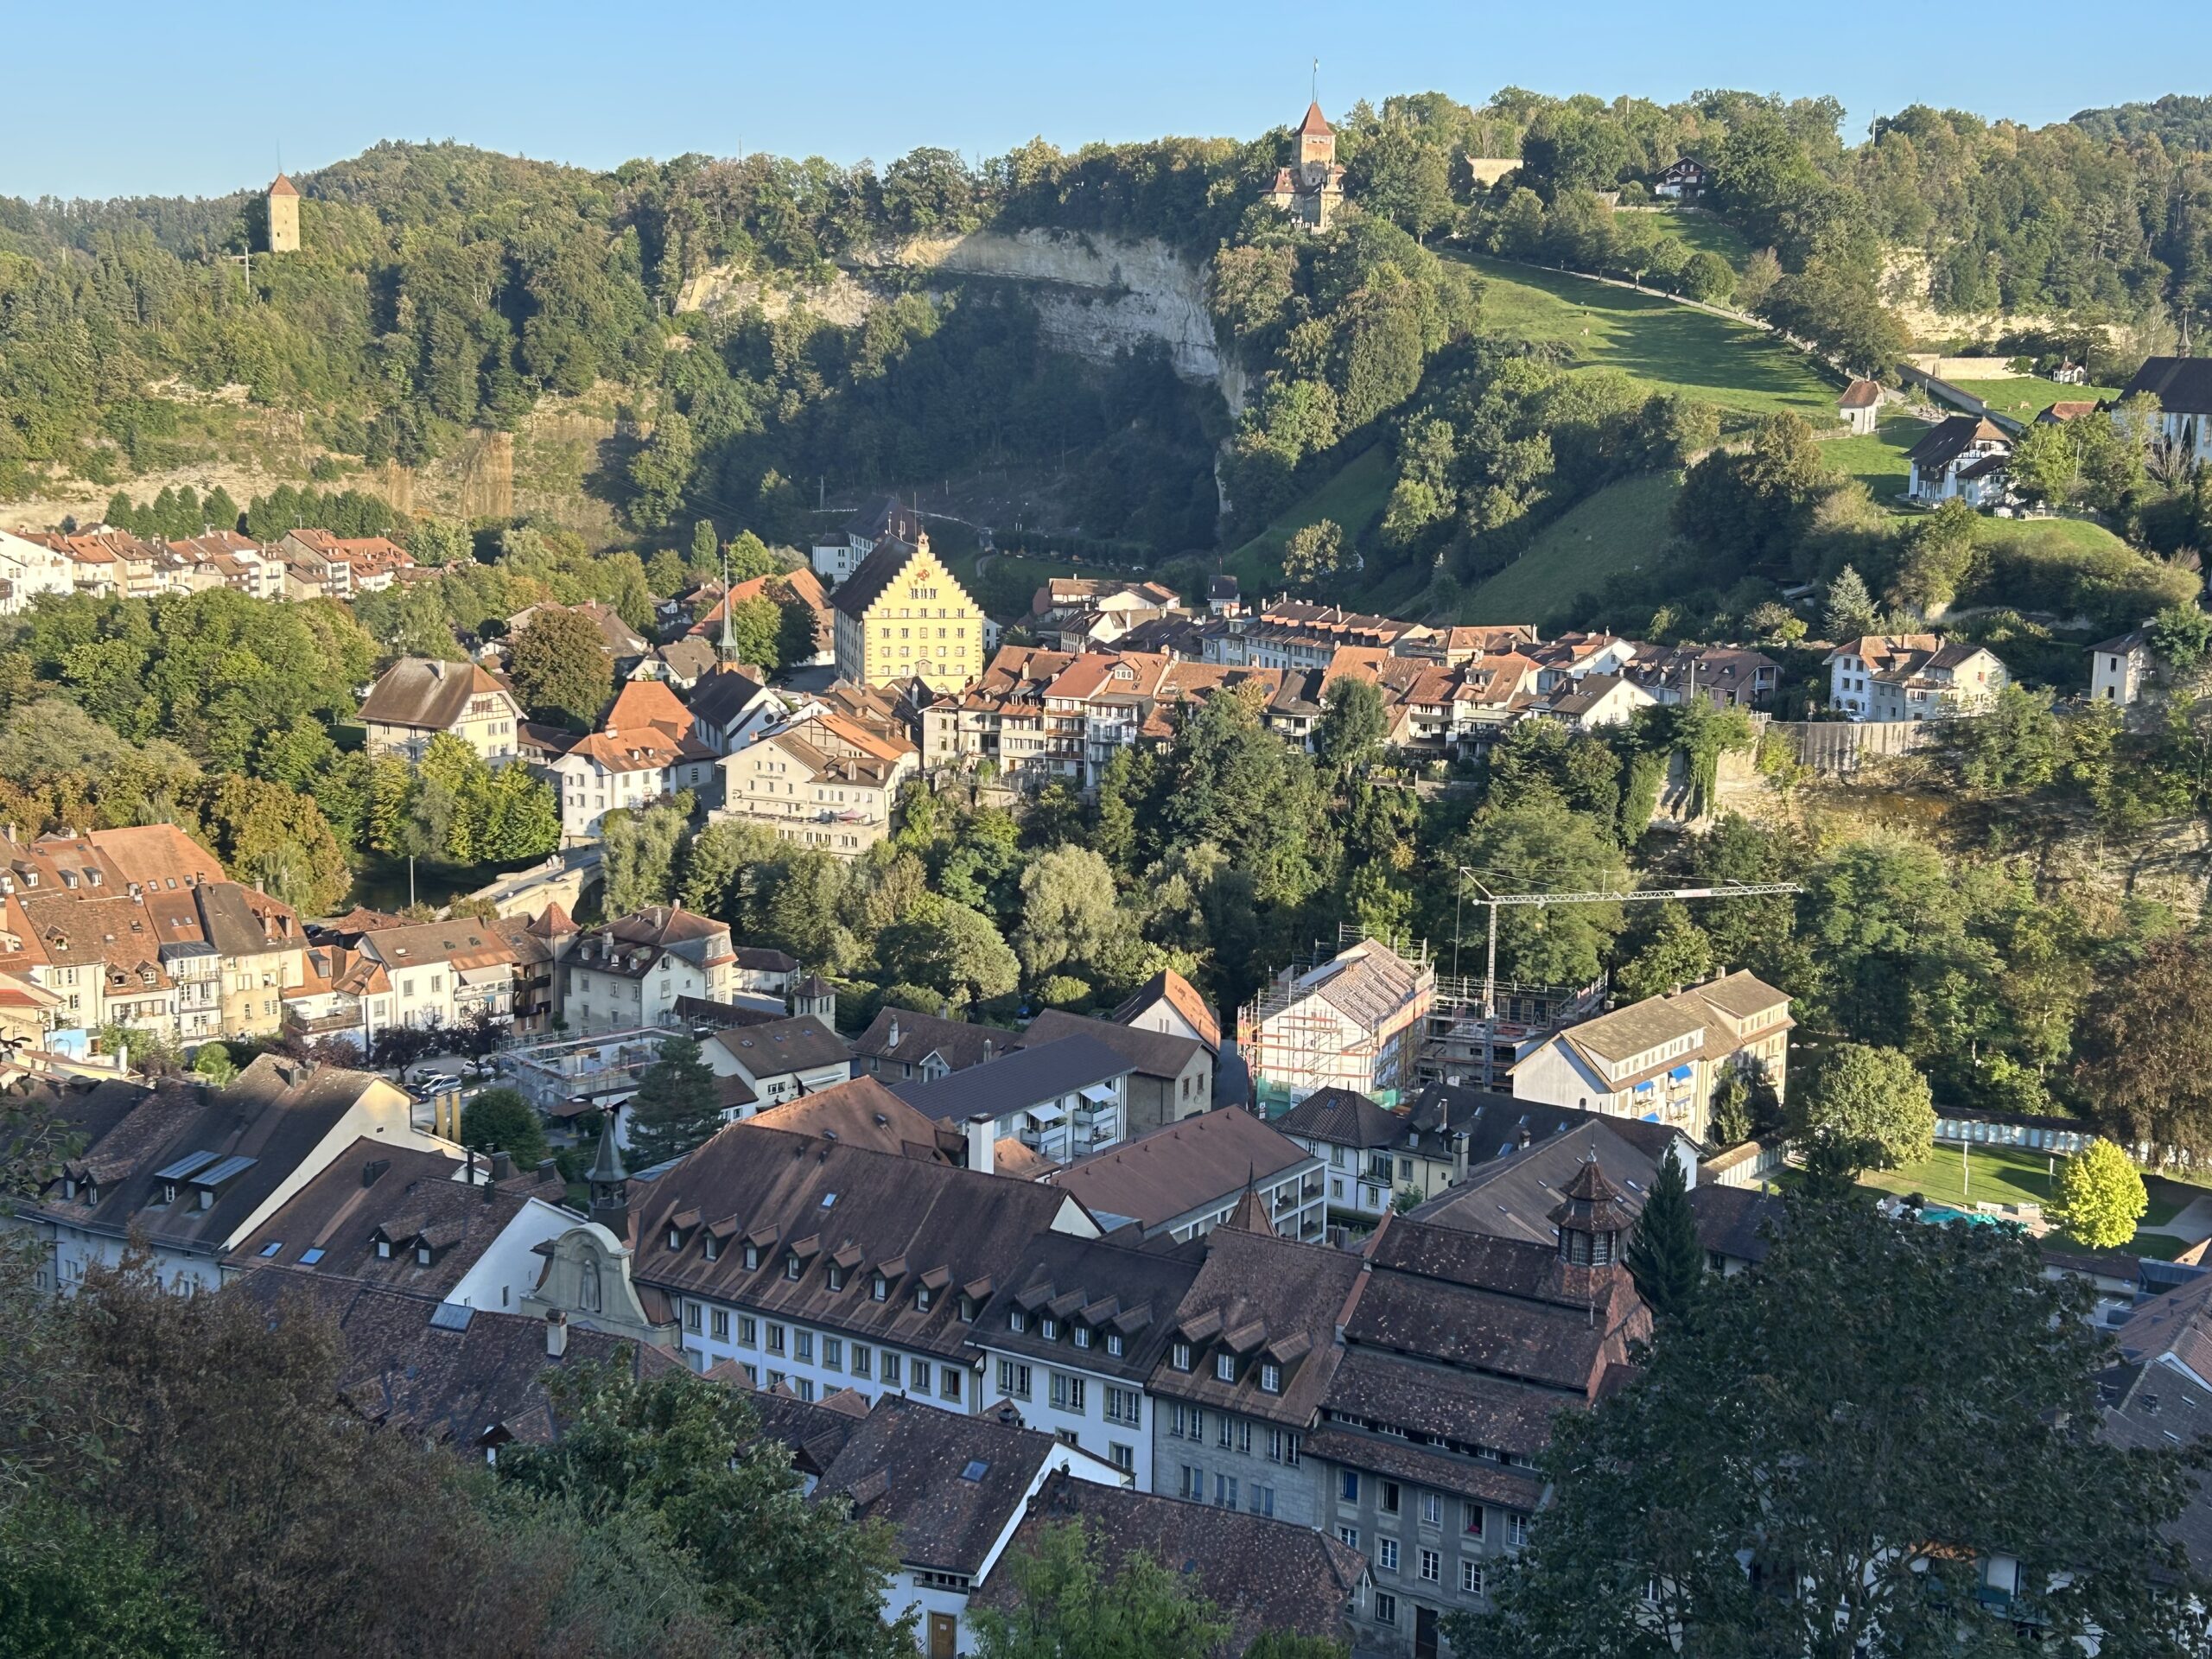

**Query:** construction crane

left=1455, top=870, right=1806, bottom=1020
left=1439, top=869, right=1808, bottom=1090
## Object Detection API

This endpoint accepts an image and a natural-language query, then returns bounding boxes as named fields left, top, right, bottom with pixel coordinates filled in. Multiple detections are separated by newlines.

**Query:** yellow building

left=267, top=173, right=301, bottom=254
left=828, top=528, right=984, bottom=691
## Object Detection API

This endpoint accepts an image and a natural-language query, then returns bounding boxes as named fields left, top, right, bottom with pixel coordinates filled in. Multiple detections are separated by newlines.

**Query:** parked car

left=416, top=1072, right=462, bottom=1096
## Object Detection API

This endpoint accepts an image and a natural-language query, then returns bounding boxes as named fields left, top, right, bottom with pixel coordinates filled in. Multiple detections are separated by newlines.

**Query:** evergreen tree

left=1824, top=563, right=1877, bottom=640
left=1623, top=1150, right=1701, bottom=1323
left=625, top=1035, right=722, bottom=1166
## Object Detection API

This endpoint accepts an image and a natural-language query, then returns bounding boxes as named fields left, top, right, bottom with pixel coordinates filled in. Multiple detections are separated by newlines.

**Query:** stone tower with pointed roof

left=267, top=174, right=301, bottom=254
left=1266, top=103, right=1345, bottom=231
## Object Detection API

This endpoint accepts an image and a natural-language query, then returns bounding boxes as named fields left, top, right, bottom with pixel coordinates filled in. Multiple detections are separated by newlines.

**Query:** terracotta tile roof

left=268, top=173, right=300, bottom=197
left=746, top=1077, right=961, bottom=1162
left=853, top=1006, right=1014, bottom=1073
left=1108, top=968, right=1220, bottom=1052
left=1840, top=378, right=1883, bottom=409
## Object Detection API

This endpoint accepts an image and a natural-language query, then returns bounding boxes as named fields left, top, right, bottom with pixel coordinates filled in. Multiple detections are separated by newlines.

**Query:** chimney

left=545, top=1309, right=568, bottom=1359
left=965, top=1114, right=996, bottom=1176
left=1452, top=1130, right=1471, bottom=1182
left=1515, top=1125, right=1532, bottom=1151
left=982, top=1037, right=995, bottom=1063
left=938, top=1001, right=951, bottom=1020
left=488, top=1149, right=513, bottom=1183
left=464, top=1148, right=477, bottom=1185
left=887, top=1014, right=900, bottom=1048
left=361, top=1158, right=390, bottom=1188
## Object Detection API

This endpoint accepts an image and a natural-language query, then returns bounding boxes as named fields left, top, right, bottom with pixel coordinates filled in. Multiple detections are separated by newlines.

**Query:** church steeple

left=587, top=1106, right=630, bottom=1240
left=1549, top=1155, right=1637, bottom=1267
left=715, top=539, right=740, bottom=664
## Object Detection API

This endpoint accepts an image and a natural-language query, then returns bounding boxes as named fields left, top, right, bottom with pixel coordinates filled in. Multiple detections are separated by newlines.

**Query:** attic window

left=1009, top=1309, right=1027, bottom=1332
left=1261, top=1362, right=1282, bottom=1394
left=376, top=1239, right=392, bottom=1259
left=1073, top=1325, right=1091, bottom=1350
left=872, top=1274, right=887, bottom=1302
left=703, top=1236, right=720, bottom=1262
left=827, top=1264, right=844, bottom=1291
left=1215, top=1353, right=1236, bottom=1383
left=667, top=1226, right=683, bottom=1250
left=1172, top=1341, right=1192, bottom=1371
left=1107, top=1332, right=1125, bottom=1357
left=415, top=1244, right=433, bottom=1267
left=915, top=1286, right=931, bottom=1312
left=785, top=1253, right=803, bottom=1280
left=257, top=1241, right=282, bottom=1258
left=301, top=1248, right=325, bottom=1266
left=960, top=1459, right=989, bottom=1483
left=743, top=1244, right=760, bottom=1270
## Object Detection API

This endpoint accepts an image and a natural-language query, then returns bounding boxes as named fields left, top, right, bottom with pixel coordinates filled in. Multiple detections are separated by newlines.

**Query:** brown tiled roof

left=976, top=1470, right=1365, bottom=1654
left=1276, top=1085, right=1406, bottom=1150
left=1020, top=1008, right=1205, bottom=1083
left=37, top=1056, right=401, bottom=1256
left=705, top=1014, right=852, bottom=1077
left=1840, top=378, right=1883, bottom=409
left=268, top=173, right=301, bottom=198
left=232, top=1137, right=563, bottom=1298
left=1687, top=1183, right=1783, bottom=1265
left=358, top=658, right=513, bottom=732
left=2120, top=356, right=2212, bottom=416
left=746, top=1077, right=960, bottom=1163
left=853, top=1006, right=1016, bottom=1073
left=629, top=1125, right=1089, bottom=1360
left=1047, top=1107, right=1312, bottom=1231
left=1151, top=1227, right=1363, bottom=1426
left=85, top=823, right=226, bottom=890
left=973, top=1230, right=1200, bottom=1382
left=232, top=1271, right=655, bottom=1450
left=1108, top=968, right=1221, bottom=1052
left=830, top=535, right=922, bottom=622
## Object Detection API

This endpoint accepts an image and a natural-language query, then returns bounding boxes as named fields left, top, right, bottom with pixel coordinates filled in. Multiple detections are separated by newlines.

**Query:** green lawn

left=1458, top=472, right=1684, bottom=624
left=1938, top=377, right=2120, bottom=421
left=1655, top=208, right=1756, bottom=273
left=1452, top=253, right=1840, bottom=423
left=1224, top=443, right=1396, bottom=593
left=1859, top=1145, right=2190, bottom=1245
left=1819, top=415, right=1921, bottom=504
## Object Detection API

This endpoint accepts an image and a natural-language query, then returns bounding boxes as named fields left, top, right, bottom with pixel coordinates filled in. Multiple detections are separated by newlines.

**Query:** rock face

left=676, top=228, right=1244, bottom=415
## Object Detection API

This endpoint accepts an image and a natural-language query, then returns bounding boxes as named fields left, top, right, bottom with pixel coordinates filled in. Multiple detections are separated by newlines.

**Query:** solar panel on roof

left=153, top=1149, right=218, bottom=1183
left=197, top=1154, right=257, bottom=1188
left=429, top=1302, right=475, bottom=1332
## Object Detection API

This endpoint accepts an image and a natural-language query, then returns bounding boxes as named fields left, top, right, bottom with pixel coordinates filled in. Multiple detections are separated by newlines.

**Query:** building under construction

left=1237, top=937, right=1436, bottom=1112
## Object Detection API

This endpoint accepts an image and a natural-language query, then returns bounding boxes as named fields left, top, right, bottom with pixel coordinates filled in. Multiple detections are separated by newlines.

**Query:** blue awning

left=1668, top=1064, right=1693, bottom=1081
left=1643, top=1112, right=1661, bottom=1122
left=1632, top=1079, right=1655, bottom=1093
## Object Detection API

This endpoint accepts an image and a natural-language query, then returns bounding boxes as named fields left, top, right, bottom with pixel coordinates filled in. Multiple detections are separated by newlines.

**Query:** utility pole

left=1453, top=871, right=1806, bottom=1087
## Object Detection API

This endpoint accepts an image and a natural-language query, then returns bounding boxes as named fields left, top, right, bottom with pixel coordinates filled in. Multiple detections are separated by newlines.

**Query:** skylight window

left=258, top=1242, right=283, bottom=1257
left=300, top=1248, right=326, bottom=1265
left=960, top=1460, right=989, bottom=1482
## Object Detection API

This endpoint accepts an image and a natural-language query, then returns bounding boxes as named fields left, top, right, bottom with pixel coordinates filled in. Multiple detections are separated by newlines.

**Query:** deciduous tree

left=507, top=607, right=613, bottom=728
left=2052, top=1137, right=2148, bottom=1249
left=1785, top=1042, right=1934, bottom=1173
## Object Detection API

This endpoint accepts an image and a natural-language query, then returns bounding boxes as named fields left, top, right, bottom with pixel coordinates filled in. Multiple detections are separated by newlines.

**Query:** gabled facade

left=830, top=531, right=985, bottom=691
left=1239, top=938, right=1435, bottom=1111
left=1826, top=633, right=2009, bottom=721
left=1905, top=416, right=2012, bottom=505
left=359, top=658, right=523, bottom=765
left=559, top=905, right=736, bottom=1034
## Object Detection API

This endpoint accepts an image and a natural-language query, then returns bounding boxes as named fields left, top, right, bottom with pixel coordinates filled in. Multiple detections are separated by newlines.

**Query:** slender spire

left=717, top=536, right=738, bottom=662
left=587, top=1105, right=629, bottom=1239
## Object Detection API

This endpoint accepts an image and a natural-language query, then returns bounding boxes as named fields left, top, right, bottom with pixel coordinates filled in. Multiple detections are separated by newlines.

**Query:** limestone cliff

left=675, top=228, right=1245, bottom=416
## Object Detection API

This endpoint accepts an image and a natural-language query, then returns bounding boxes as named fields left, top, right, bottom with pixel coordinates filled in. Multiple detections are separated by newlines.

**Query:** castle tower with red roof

left=1266, top=103, right=1345, bottom=231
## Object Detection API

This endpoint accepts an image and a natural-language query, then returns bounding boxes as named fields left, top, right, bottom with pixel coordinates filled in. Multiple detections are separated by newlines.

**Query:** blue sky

left=5, top=0, right=2203, bottom=200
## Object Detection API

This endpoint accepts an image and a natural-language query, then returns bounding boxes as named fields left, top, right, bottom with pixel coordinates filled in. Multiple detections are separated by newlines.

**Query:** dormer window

left=415, top=1245, right=433, bottom=1267
left=703, top=1236, right=720, bottom=1262
left=666, top=1226, right=683, bottom=1251
left=1040, top=1316, right=1058, bottom=1340
left=1215, top=1353, right=1236, bottom=1383
left=872, top=1274, right=887, bottom=1301
left=1074, top=1325, right=1091, bottom=1350
left=1009, top=1309, right=1027, bottom=1333
left=827, top=1264, right=845, bottom=1291
left=1173, top=1341, right=1192, bottom=1371
left=785, top=1253, right=802, bottom=1280
left=744, top=1244, right=760, bottom=1270
left=915, top=1286, right=931, bottom=1312
left=1107, top=1332, right=1124, bottom=1357
left=376, top=1238, right=392, bottom=1259
left=1261, top=1362, right=1282, bottom=1394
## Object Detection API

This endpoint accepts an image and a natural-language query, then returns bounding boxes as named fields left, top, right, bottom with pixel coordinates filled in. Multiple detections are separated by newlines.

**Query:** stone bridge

left=466, top=846, right=603, bottom=919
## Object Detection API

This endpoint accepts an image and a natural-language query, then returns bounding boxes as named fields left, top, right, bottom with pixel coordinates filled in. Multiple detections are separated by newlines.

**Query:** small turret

left=1550, top=1154, right=1637, bottom=1267
left=587, top=1106, right=629, bottom=1241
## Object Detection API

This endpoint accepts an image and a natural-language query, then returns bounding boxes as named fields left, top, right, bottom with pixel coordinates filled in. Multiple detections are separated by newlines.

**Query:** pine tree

left=1624, top=1150, right=1702, bottom=1323
left=626, top=1035, right=722, bottom=1166
left=1824, top=563, right=1876, bottom=640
